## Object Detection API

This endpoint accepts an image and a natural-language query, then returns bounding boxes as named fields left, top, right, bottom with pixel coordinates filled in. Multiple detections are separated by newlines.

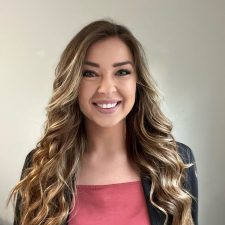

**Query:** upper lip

left=93, top=100, right=122, bottom=104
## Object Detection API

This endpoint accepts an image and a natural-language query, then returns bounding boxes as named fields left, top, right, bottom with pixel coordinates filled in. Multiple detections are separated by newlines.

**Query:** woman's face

left=78, top=37, right=137, bottom=128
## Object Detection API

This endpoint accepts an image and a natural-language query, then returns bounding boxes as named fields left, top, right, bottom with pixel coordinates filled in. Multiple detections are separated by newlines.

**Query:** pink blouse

left=68, top=180, right=151, bottom=225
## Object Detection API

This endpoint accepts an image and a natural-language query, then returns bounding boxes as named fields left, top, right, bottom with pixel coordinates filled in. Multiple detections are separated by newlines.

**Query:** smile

left=96, top=102, right=117, bottom=108
left=93, top=101, right=121, bottom=114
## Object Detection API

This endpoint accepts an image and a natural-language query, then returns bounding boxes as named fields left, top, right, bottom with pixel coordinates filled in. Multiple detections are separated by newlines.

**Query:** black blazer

left=14, top=142, right=198, bottom=225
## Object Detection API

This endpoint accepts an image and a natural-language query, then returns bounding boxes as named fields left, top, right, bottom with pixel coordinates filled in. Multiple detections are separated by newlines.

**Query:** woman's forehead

left=84, top=37, right=133, bottom=64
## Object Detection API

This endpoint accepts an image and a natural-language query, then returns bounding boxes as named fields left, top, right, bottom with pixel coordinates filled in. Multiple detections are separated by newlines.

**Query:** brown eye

left=116, top=69, right=131, bottom=76
left=82, top=70, right=96, bottom=77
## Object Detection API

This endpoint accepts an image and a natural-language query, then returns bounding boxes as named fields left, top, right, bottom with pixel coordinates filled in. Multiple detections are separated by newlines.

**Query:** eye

left=82, top=70, right=96, bottom=77
left=116, top=69, right=131, bottom=76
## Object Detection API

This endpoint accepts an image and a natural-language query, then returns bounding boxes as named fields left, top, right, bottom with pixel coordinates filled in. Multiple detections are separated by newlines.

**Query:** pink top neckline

left=76, top=180, right=141, bottom=189
left=68, top=179, right=151, bottom=225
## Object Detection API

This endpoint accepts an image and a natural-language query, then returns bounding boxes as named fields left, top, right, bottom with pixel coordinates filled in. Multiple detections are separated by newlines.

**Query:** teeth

left=97, top=102, right=117, bottom=109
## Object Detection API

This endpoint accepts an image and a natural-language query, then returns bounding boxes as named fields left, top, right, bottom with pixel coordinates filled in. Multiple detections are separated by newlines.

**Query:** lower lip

left=93, top=102, right=121, bottom=114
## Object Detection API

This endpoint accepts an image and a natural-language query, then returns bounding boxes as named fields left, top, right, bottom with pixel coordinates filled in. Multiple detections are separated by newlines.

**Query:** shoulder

left=20, top=148, right=37, bottom=179
left=176, top=142, right=196, bottom=164
left=24, top=148, right=36, bottom=164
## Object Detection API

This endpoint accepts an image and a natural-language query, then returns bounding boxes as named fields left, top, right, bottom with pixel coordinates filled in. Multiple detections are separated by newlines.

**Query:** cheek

left=120, top=79, right=136, bottom=98
left=78, top=82, right=94, bottom=102
left=78, top=83, right=91, bottom=113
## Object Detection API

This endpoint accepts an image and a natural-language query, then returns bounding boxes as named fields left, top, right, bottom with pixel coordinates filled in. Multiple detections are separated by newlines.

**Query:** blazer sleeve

left=176, top=142, right=198, bottom=225
left=14, top=149, right=36, bottom=225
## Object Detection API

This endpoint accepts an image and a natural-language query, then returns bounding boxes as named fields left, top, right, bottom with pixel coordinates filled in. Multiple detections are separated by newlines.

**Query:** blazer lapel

left=141, top=176, right=166, bottom=225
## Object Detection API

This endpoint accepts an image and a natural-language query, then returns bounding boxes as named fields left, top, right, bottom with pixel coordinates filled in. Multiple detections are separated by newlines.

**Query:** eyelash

left=82, top=69, right=131, bottom=77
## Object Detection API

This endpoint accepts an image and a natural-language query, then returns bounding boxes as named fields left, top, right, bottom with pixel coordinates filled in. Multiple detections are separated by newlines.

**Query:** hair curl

left=8, top=18, right=194, bottom=225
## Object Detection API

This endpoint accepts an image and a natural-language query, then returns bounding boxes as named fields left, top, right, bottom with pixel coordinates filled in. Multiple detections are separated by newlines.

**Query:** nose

left=97, top=75, right=117, bottom=94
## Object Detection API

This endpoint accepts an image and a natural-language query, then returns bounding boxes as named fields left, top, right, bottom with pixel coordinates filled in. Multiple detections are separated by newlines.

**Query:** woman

left=8, top=19, right=198, bottom=225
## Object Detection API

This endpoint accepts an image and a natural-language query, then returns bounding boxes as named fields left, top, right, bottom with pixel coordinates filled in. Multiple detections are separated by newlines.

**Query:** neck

left=84, top=119, right=127, bottom=158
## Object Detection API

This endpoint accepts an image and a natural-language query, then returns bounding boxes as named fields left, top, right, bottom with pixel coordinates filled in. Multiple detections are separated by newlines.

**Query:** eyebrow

left=83, top=61, right=134, bottom=68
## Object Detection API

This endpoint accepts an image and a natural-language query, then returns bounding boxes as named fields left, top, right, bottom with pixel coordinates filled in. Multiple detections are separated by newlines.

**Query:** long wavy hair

left=8, top=18, right=194, bottom=225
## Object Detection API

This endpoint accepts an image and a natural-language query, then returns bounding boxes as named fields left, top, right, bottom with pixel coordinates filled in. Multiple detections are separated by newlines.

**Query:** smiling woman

left=7, top=19, right=198, bottom=225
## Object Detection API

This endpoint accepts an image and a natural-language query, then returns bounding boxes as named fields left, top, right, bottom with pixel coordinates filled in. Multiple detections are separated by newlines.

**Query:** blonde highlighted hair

left=8, top=18, right=195, bottom=225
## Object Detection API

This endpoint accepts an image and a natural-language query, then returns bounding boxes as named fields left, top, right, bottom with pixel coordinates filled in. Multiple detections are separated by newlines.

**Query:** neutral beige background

left=0, top=0, right=225, bottom=224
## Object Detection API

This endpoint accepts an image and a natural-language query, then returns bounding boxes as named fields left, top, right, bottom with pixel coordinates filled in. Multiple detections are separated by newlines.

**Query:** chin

left=96, top=121, right=123, bottom=128
left=92, top=117, right=126, bottom=129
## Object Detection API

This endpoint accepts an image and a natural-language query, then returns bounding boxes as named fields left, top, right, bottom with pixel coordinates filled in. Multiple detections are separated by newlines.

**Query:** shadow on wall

left=0, top=218, right=11, bottom=225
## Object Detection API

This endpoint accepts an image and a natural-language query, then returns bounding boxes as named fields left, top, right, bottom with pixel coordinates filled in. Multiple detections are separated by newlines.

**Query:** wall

left=0, top=0, right=225, bottom=224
